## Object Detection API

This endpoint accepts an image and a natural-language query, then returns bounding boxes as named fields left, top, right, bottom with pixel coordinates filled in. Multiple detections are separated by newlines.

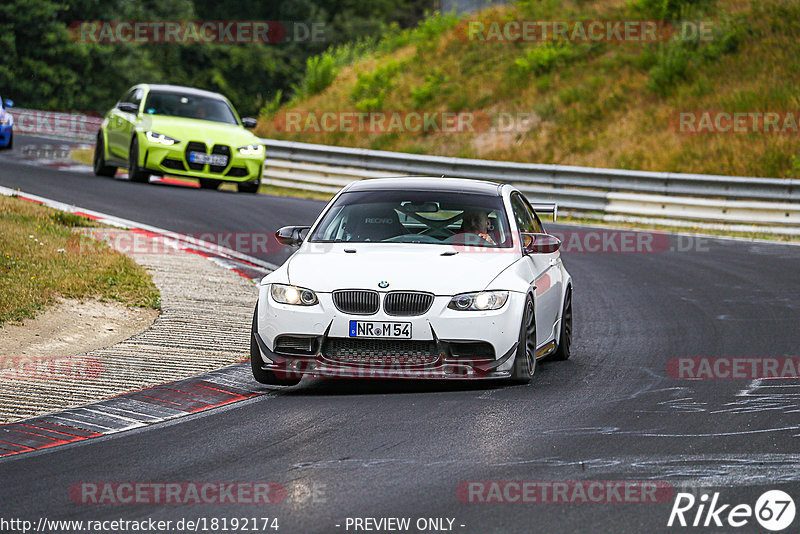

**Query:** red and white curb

left=0, top=365, right=271, bottom=458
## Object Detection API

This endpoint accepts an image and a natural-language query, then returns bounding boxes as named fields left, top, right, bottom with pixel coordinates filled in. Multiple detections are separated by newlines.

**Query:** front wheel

left=250, top=306, right=301, bottom=386
left=128, top=138, right=149, bottom=183
left=510, top=295, right=536, bottom=384
left=551, top=286, right=573, bottom=361
left=0, top=132, right=12, bottom=150
left=93, top=133, right=116, bottom=177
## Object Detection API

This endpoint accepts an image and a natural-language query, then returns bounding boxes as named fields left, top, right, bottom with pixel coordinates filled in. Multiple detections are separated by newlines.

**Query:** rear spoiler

left=530, top=202, right=558, bottom=222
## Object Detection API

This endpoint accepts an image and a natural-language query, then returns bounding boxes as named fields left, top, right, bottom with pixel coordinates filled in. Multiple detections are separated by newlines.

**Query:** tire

left=250, top=305, right=301, bottom=386
left=198, top=178, right=222, bottom=190
left=93, top=133, right=116, bottom=177
left=128, top=137, right=149, bottom=183
left=552, top=286, right=573, bottom=361
left=6, top=132, right=12, bottom=150
left=510, top=294, right=536, bottom=384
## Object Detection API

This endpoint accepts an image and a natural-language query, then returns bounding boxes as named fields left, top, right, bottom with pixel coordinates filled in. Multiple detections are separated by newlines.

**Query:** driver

left=461, top=209, right=496, bottom=245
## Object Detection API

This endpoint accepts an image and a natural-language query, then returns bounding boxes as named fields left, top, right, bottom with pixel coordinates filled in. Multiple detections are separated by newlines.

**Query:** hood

left=286, top=243, right=520, bottom=295
left=138, top=115, right=259, bottom=146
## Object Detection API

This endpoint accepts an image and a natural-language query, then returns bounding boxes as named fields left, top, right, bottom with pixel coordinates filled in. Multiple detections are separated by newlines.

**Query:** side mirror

left=117, top=102, right=139, bottom=114
left=241, top=117, right=258, bottom=129
left=4, top=99, right=13, bottom=108
left=275, top=226, right=310, bottom=247
left=521, top=233, right=561, bottom=254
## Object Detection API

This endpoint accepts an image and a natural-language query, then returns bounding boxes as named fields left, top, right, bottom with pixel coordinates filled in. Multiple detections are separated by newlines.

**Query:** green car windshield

left=143, top=91, right=238, bottom=125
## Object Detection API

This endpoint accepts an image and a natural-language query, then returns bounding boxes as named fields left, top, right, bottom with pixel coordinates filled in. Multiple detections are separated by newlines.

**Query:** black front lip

left=254, top=331, right=516, bottom=380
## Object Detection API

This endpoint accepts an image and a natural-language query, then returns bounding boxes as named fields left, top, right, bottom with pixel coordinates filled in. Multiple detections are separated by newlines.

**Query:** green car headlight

left=237, top=144, right=264, bottom=156
left=145, top=131, right=180, bottom=146
left=448, top=291, right=509, bottom=311
left=271, top=284, right=318, bottom=306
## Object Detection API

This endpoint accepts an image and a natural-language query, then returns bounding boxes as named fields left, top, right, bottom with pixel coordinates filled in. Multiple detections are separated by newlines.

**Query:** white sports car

left=251, top=177, right=573, bottom=385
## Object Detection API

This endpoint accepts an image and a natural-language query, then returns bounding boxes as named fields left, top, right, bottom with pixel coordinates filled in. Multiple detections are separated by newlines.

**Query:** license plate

left=189, top=151, right=228, bottom=166
left=349, top=320, right=411, bottom=339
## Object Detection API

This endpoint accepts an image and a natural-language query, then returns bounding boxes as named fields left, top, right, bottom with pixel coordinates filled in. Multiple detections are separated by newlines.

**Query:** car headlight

left=0, top=115, right=11, bottom=126
left=237, top=144, right=264, bottom=156
left=271, top=284, right=318, bottom=306
left=145, top=131, right=180, bottom=146
left=448, top=291, right=509, bottom=311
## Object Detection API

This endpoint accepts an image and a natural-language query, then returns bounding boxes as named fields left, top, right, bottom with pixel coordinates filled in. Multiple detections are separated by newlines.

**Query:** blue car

left=0, top=97, right=14, bottom=149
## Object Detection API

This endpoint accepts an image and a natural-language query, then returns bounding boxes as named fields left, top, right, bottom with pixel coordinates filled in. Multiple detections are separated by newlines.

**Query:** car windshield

left=310, top=190, right=512, bottom=247
left=143, top=91, right=238, bottom=124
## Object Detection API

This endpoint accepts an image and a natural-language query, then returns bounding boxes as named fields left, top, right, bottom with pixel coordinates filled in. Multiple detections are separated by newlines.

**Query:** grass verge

left=70, top=148, right=93, bottom=166
left=0, top=195, right=160, bottom=325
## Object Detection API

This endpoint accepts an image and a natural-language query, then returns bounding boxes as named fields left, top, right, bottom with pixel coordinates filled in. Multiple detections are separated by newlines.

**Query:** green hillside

left=257, top=0, right=800, bottom=178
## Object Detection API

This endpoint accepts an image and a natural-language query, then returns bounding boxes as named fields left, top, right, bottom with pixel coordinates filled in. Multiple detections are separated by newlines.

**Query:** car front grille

left=185, top=141, right=206, bottom=171
left=384, top=291, right=434, bottom=316
left=210, top=144, right=230, bottom=173
left=332, top=290, right=380, bottom=315
left=322, top=338, right=440, bottom=367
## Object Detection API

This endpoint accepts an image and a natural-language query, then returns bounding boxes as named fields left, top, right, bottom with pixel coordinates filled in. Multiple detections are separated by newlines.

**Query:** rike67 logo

left=668, top=490, right=796, bottom=531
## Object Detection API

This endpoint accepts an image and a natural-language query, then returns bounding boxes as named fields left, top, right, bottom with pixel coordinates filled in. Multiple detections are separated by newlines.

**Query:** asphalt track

left=1, top=134, right=800, bottom=533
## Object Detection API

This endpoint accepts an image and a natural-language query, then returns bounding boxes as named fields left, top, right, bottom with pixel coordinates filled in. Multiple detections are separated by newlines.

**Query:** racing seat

left=345, top=205, right=408, bottom=242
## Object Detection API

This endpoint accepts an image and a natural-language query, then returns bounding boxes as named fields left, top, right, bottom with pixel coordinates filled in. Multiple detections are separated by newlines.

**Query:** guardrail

left=261, top=139, right=800, bottom=234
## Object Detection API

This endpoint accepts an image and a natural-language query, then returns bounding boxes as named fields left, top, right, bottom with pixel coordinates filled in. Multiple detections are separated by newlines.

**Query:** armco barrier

left=260, top=139, right=800, bottom=234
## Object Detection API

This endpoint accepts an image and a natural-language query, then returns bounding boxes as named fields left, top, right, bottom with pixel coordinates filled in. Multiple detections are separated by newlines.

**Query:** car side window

left=119, top=90, right=135, bottom=106
left=510, top=193, right=536, bottom=233
left=130, top=89, right=144, bottom=107
left=521, top=197, right=545, bottom=233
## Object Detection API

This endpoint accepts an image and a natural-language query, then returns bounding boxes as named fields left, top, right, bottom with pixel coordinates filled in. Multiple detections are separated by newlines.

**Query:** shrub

left=350, top=61, right=403, bottom=111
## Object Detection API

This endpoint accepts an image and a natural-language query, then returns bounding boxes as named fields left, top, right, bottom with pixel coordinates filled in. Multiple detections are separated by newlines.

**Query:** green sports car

left=94, top=84, right=265, bottom=193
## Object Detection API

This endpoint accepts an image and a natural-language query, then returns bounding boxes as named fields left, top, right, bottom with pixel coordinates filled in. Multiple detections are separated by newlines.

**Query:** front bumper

left=254, top=287, right=525, bottom=380
left=140, top=141, right=263, bottom=183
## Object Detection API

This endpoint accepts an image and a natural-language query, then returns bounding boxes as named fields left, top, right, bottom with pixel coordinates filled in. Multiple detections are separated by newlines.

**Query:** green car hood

left=138, top=115, right=261, bottom=147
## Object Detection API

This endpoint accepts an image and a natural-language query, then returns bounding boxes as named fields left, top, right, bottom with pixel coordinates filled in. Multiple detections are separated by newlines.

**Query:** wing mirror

left=4, top=99, right=13, bottom=108
left=275, top=226, right=311, bottom=247
left=241, top=117, right=258, bottom=129
left=117, top=102, right=139, bottom=114
left=521, top=233, right=561, bottom=254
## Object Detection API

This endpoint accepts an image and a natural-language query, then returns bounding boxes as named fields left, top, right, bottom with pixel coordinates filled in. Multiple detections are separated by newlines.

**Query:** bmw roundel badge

left=378, top=281, right=389, bottom=288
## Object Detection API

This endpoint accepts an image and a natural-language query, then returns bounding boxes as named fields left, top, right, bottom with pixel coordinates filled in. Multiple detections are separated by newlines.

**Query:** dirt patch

left=0, top=298, right=158, bottom=362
